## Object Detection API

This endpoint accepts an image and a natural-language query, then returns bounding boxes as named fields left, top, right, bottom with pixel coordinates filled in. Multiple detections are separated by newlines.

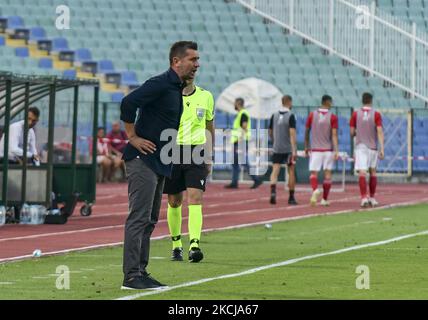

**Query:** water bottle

left=0, top=206, right=6, bottom=226
left=20, top=203, right=30, bottom=224
left=36, top=206, right=47, bottom=224
left=29, top=206, right=37, bottom=225
left=28, top=205, right=47, bottom=224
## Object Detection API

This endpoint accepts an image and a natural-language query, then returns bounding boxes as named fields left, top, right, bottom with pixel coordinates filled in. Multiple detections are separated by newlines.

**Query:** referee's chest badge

left=196, top=108, right=205, bottom=121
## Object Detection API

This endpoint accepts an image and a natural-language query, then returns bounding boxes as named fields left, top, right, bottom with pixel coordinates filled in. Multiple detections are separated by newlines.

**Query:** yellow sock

left=188, top=204, right=202, bottom=249
left=167, top=204, right=182, bottom=249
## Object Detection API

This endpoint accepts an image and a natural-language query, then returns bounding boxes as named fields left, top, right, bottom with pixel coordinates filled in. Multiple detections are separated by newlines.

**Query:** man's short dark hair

left=169, top=41, right=198, bottom=65
left=28, top=106, right=40, bottom=118
left=235, top=97, right=244, bottom=107
left=322, top=95, right=333, bottom=104
left=362, top=92, right=373, bottom=105
left=282, top=95, right=292, bottom=104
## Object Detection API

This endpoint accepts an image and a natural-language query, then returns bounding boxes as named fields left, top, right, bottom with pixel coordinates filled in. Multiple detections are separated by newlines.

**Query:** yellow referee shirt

left=177, top=85, right=215, bottom=145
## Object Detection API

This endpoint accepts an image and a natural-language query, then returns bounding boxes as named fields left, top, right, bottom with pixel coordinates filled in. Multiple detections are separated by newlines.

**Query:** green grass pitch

left=1, top=204, right=427, bottom=300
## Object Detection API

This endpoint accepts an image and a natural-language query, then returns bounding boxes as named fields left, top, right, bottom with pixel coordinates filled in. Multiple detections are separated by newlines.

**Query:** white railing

left=237, top=0, right=428, bottom=104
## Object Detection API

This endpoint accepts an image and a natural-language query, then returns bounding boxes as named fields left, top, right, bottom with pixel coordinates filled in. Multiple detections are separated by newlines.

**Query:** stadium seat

left=52, top=37, right=68, bottom=51
left=29, top=26, right=45, bottom=40
left=63, top=69, right=76, bottom=79
left=38, top=57, right=52, bottom=69
left=7, top=15, right=24, bottom=28
left=15, top=46, right=28, bottom=57
left=98, top=59, right=115, bottom=73
left=121, top=71, right=139, bottom=86
left=75, top=48, right=92, bottom=62
left=111, top=91, right=125, bottom=103
left=0, top=0, right=426, bottom=111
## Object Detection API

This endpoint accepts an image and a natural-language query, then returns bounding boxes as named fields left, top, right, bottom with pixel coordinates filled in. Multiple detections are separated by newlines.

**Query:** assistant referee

left=164, top=78, right=215, bottom=263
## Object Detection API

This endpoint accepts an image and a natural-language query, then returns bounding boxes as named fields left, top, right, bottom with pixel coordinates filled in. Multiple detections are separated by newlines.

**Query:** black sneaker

left=270, top=194, right=276, bottom=205
left=250, top=180, right=263, bottom=189
left=188, top=247, right=204, bottom=263
left=171, top=247, right=184, bottom=261
left=288, top=197, right=298, bottom=205
left=224, top=183, right=238, bottom=189
left=121, top=274, right=167, bottom=290
left=142, top=273, right=167, bottom=287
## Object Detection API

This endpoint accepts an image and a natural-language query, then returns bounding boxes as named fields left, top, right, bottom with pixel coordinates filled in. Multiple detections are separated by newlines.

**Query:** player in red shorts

left=305, top=95, right=339, bottom=207
left=350, top=93, right=385, bottom=208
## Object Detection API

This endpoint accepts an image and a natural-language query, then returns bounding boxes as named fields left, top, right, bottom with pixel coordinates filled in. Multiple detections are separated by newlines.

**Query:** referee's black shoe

left=288, top=197, right=298, bottom=205
left=171, top=247, right=184, bottom=261
left=189, top=247, right=204, bottom=263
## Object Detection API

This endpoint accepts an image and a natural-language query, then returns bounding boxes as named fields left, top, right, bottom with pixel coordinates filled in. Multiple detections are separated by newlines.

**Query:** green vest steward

left=231, top=109, right=251, bottom=143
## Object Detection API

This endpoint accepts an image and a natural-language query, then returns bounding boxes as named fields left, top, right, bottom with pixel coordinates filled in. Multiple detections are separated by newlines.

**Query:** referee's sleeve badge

left=196, top=107, right=205, bottom=121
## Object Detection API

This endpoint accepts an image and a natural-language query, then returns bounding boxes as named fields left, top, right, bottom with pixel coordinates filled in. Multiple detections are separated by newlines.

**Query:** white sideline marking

left=116, top=229, right=428, bottom=300
left=0, top=225, right=123, bottom=242
left=1, top=198, right=427, bottom=264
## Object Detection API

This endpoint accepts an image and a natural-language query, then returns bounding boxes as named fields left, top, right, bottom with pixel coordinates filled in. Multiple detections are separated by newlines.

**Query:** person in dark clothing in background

left=120, top=41, right=200, bottom=290
left=269, top=95, right=298, bottom=205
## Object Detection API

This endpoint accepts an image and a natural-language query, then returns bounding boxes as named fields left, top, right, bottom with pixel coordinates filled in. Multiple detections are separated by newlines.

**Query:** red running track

left=1, top=182, right=428, bottom=262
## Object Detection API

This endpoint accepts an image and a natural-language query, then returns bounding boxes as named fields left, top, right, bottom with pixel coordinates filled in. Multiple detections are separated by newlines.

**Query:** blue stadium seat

left=63, top=69, right=77, bottom=79
left=111, top=92, right=125, bottom=103
left=121, top=71, right=139, bottom=86
left=38, top=57, right=52, bottom=69
left=52, top=37, right=68, bottom=51
left=0, top=35, right=4, bottom=46
left=15, top=47, right=29, bottom=57
left=29, top=27, right=45, bottom=40
left=7, top=16, right=24, bottom=28
left=98, top=59, right=115, bottom=73
left=75, top=48, right=92, bottom=61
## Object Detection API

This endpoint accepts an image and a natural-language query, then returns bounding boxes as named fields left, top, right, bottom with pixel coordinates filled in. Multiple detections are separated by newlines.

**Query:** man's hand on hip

left=129, top=136, right=156, bottom=155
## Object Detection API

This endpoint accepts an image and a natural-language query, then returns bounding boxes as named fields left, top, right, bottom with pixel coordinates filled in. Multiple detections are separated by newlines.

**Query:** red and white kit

left=350, top=106, right=383, bottom=171
left=306, top=108, right=338, bottom=171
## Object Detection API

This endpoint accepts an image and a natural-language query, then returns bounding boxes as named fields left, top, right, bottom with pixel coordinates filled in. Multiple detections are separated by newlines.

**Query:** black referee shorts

left=163, top=163, right=209, bottom=195
left=272, top=153, right=292, bottom=165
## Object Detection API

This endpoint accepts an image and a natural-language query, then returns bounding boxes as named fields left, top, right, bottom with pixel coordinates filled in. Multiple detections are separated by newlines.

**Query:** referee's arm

left=206, top=120, right=215, bottom=166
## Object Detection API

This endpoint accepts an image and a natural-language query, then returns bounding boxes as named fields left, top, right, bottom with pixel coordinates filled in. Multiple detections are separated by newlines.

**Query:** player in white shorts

left=305, top=95, right=339, bottom=206
left=350, top=93, right=385, bottom=208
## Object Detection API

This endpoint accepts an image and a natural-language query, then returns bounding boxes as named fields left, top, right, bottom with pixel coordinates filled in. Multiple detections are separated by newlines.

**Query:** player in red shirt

left=305, top=95, right=339, bottom=206
left=350, top=93, right=385, bottom=208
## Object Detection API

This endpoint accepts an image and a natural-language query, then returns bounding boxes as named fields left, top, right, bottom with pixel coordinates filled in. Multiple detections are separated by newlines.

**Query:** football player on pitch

left=350, top=93, right=385, bottom=208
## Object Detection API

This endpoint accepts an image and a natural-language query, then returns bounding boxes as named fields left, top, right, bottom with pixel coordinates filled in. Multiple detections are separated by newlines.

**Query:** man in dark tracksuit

left=120, top=41, right=200, bottom=290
